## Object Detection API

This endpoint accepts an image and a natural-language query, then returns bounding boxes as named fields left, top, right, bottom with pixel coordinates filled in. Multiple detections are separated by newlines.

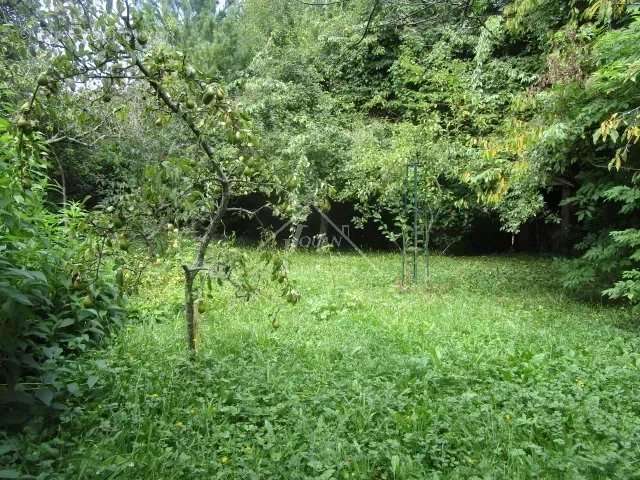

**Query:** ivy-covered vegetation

left=1, top=0, right=640, bottom=477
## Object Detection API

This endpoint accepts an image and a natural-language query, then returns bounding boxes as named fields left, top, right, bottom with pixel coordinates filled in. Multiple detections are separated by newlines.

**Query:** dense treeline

left=1, top=0, right=639, bottom=426
left=197, top=0, right=639, bottom=303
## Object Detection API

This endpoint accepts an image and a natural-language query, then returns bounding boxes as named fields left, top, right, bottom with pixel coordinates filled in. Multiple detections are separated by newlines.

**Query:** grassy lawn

left=26, top=251, right=640, bottom=479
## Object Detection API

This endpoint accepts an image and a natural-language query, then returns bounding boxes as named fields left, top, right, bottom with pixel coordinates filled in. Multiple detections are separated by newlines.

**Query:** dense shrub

left=0, top=119, right=126, bottom=426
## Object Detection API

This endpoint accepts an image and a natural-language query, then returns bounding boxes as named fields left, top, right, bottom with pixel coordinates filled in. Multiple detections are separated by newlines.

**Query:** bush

left=0, top=118, right=126, bottom=426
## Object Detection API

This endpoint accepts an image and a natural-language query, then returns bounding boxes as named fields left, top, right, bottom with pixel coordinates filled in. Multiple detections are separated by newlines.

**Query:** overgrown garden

left=1, top=0, right=640, bottom=478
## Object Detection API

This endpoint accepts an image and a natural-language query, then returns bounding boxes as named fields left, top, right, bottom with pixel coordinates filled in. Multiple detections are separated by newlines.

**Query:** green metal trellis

left=400, top=156, right=429, bottom=287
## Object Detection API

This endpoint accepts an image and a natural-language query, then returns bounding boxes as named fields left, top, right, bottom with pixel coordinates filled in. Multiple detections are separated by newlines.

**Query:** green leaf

left=56, top=318, right=75, bottom=328
left=0, top=441, right=17, bottom=456
left=67, top=383, right=80, bottom=396
left=35, top=388, right=54, bottom=406
left=87, top=375, right=99, bottom=388
left=391, top=455, right=400, bottom=474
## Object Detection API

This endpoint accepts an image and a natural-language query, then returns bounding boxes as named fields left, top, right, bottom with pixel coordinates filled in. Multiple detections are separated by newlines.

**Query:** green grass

left=12, top=251, right=640, bottom=479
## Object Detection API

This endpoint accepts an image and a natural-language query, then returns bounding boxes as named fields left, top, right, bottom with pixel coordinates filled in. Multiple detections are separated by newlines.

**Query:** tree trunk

left=560, top=185, right=572, bottom=254
left=317, top=206, right=329, bottom=249
left=289, top=222, right=305, bottom=250
left=319, top=213, right=328, bottom=237
left=183, top=266, right=196, bottom=352
left=424, top=223, right=430, bottom=279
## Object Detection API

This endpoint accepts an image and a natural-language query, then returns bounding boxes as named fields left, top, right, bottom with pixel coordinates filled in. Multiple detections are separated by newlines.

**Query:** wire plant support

left=400, top=155, right=431, bottom=287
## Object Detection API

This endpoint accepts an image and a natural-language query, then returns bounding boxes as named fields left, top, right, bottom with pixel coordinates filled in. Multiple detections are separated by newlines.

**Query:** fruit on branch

left=115, top=269, right=124, bottom=290
left=197, top=300, right=207, bottom=314
left=46, top=78, right=59, bottom=94
left=286, top=290, right=301, bottom=304
left=16, top=116, right=30, bottom=130
left=202, top=86, right=216, bottom=105
left=118, top=238, right=130, bottom=251
left=137, top=33, right=148, bottom=46
left=37, top=74, right=49, bottom=86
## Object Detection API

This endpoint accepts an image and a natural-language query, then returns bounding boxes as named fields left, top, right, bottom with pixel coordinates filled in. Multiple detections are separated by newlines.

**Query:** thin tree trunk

left=560, top=185, right=572, bottom=254
left=183, top=266, right=196, bottom=352
left=289, top=223, right=304, bottom=249
left=52, top=153, right=67, bottom=206
left=401, top=224, right=407, bottom=286
left=317, top=204, right=329, bottom=249
left=424, top=223, right=430, bottom=279
left=319, top=213, right=328, bottom=237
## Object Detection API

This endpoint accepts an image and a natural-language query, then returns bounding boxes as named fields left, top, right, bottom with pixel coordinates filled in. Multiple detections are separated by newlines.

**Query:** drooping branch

left=349, top=0, right=380, bottom=49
